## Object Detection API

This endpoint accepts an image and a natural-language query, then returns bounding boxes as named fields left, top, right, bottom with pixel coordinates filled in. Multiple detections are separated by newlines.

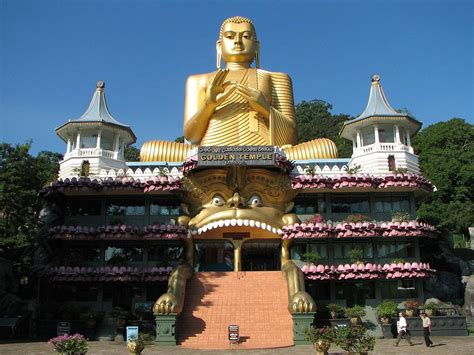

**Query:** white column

left=66, top=138, right=71, bottom=153
left=76, top=131, right=81, bottom=150
left=374, top=125, right=380, bottom=143
left=113, top=134, right=120, bottom=159
left=356, top=130, right=362, bottom=147
left=96, top=129, right=102, bottom=149
left=394, top=125, right=401, bottom=144
left=406, top=129, right=411, bottom=146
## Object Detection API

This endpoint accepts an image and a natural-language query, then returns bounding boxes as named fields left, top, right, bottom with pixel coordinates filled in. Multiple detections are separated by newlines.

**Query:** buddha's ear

left=255, top=41, right=260, bottom=68
left=216, top=40, right=222, bottom=69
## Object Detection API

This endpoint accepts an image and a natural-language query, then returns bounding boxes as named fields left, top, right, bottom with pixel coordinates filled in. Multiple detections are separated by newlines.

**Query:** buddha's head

left=217, top=16, right=259, bottom=68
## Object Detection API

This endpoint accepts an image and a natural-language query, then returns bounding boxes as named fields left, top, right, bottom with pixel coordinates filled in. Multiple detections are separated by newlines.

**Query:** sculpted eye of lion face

left=211, top=194, right=226, bottom=207
left=247, top=194, right=262, bottom=207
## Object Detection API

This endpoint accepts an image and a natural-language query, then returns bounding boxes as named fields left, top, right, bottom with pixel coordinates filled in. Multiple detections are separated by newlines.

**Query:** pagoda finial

left=96, top=80, right=105, bottom=90
left=371, top=74, right=381, bottom=84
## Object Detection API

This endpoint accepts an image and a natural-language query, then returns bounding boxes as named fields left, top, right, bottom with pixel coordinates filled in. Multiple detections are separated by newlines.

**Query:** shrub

left=304, top=326, right=335, bottom=343
left=345, top=214, right=370, bottom=223
left=326, top=303, right=345, bottom=318
left=376, top=301, right=398, bottom=319
left=344, top=164, right=362, bottom=174
left=333, top=326, right=375, bottom=353
left=301, top=251, right=321, bottom=265
left=348, top=248, right=365, bottom=264
left=391, top=258, right=406, bottom=264
left=48, top=334, right=88, bottom=355
left=344, top=305, right=366, bottom=318
left=421, top=301, right=438, bottom=311
left=405, top=300, right=419, bottom=310
left=305, top=214, right=325, bottom=224
left=391, top=211, right=411, bottom=222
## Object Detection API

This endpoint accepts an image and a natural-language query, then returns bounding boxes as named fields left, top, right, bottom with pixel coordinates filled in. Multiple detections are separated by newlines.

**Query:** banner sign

left=228, top=324, right=240, bottom=344
left=198, top=146, right=275, bottom=167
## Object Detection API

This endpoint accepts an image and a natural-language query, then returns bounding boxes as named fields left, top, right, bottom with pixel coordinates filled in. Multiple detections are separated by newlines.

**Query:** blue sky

left=1, top=0, right=472, bottom=155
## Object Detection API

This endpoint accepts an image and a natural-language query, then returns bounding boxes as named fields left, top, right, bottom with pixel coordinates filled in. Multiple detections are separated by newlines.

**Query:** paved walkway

left=0, top=336, right=473, bottom=354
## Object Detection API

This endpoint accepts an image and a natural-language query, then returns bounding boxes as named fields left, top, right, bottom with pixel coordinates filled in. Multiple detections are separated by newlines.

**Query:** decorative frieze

left=301, top=262, right=434, bottom=280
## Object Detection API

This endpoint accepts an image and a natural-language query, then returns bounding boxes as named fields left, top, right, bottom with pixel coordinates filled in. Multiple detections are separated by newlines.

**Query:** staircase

left=177, top=271, right=294, bottom=349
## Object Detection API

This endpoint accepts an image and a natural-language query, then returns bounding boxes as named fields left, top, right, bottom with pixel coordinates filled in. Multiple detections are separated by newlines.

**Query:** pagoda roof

left=340, top=75, right=422, bottom=138
left=56, top=81, right=136, bottom=143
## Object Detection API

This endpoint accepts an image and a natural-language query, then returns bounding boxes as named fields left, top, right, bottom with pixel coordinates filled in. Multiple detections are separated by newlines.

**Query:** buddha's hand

left=234, top=82, right=271, bottom=118
left=289, top=291, right=316, bottom=313
left=153, top=293, right=179, bottom=314
left=205, top=69, right=235, bottom=107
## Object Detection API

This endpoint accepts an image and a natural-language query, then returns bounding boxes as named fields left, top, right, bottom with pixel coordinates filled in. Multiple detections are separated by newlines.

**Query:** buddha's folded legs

left=140, top=138, right=338, bottom=162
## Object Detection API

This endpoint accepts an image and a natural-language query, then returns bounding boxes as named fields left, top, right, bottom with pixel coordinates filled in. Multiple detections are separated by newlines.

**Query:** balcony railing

left=353, top=143, right=414, bottom=157
left=64, top=148, right=118, bottom=160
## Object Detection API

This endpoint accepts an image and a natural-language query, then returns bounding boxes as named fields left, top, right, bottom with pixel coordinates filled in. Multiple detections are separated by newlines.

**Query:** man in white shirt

left=394, top=311, right=414, bottom=346
left=420, top=311, right=434, bottom=347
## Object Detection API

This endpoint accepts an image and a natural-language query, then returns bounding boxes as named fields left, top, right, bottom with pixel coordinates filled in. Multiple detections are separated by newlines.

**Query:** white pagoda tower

left=340, top=75, right=422, bottom=174
left=55, top=81, right=136, bottom=179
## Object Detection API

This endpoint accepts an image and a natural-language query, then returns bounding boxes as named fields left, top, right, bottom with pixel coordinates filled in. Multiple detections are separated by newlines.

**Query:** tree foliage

left=295, top=99, right=353, bottom=157
left=413, top=118, right=474, bottom=238
left=0, top=142, right=61, bottom=255
left=124, top=145, right=140, bottom=162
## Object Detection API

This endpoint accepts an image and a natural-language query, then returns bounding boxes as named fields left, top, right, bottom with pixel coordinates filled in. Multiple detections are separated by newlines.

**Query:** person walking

left=420, top=311, right=434, bottom=347
left=394, top=311, right=414, bottom=346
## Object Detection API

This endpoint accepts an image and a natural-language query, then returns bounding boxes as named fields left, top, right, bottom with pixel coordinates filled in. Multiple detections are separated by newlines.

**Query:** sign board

left=198, top=146, right=275, bottom=168
left=57, top=321, right=70, bottom=336
left=126, top=326, right=139, bottom=343
left=223, top=232, right=250, bottom=240
left=228, top=324, right=239, bottom=344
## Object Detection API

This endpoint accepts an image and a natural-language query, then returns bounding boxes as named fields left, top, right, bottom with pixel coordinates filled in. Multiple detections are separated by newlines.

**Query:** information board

left=228, top=324, right=239, bottom=344
left=57, top=321, right=70, bottom=336
left=126, top=326, right=139, bottom=343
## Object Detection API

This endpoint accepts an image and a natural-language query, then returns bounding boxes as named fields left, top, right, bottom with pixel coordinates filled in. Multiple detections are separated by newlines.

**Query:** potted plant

left=405, top=300, right=419, bottom=317
left=327, top=303, right=345, bottom=319
left=348, top=248, right=365, bottom=264
left=301, top=251, right=321, bottom=265
left=48, top=333, right=88, bottom=355
left=376, top=301, right=398, bottom=324
left=127, top=334, right=145, bottom=355
left=305, top=214, right=325, bottom=224
left=344, top=214, right=370, bottom=223
left=344, top=305, right=366, bottom=325
left=421, top=301, right=437, bottom=316
left=333, top=326, right=375, bottom=355
left=304, top=326, right=335, bottom=355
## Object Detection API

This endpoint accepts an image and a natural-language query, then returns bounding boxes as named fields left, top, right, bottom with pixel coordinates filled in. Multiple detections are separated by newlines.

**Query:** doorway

left=194, top=241, right=234, bottom=271
left=241, top=240, right=281, bottom=271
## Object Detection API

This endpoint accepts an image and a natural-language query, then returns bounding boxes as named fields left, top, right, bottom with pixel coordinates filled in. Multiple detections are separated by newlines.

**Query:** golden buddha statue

left=140, top=16, right=338, bottom=161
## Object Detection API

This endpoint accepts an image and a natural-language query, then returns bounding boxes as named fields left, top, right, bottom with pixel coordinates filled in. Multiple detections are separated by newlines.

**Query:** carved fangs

left=189, top=219, right=281, bottom=235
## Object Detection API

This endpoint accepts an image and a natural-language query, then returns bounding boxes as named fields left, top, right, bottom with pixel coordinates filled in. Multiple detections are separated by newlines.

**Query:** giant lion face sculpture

left=180, top=167, right=299, bottom=238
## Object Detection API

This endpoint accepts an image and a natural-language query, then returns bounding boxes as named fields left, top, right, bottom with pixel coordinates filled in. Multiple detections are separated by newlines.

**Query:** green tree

left=295, top=99, right=353, bottom=157
left=124, top=145, right=140, bottom=162
left=0, top=142, right=61, bottom=258
left=413, top=118, right=474, bottom=239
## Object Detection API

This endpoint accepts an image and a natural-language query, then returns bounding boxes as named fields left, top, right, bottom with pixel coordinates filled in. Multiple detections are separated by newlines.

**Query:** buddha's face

left=219, top=22, right=258, bottom=64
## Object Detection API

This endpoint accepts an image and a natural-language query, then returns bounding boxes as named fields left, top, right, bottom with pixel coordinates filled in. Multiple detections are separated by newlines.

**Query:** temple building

left=37, top=16, right=466, bottom=349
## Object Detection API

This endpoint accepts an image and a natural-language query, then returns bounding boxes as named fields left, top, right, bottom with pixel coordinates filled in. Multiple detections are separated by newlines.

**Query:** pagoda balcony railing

left=64, top=148, right=119, bottom=160
left=353, top=142, right=414, bottom=157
